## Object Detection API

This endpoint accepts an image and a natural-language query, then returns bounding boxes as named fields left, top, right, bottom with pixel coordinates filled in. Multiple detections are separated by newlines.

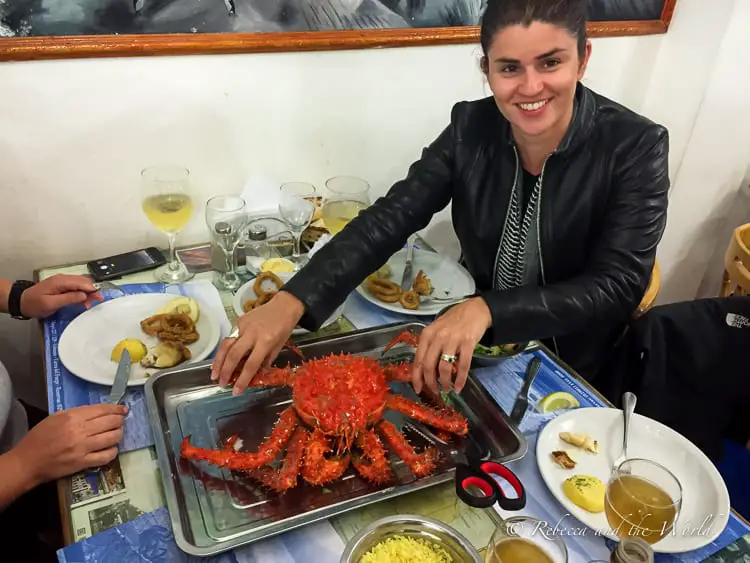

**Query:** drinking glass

left=322, top=176, right=371, bottom=236
left=206, top=195, right=248, bottom=291
left=278, top=182, right=317, bottom=269
left=485, top=516, right=568, bottom=563
left=140, top=165, right=195, bottom=284
left=605, top=458, right=682, bottom=545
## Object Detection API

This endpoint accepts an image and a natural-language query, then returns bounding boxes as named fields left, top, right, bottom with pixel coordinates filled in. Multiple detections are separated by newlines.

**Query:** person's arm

left=283, top=105, right=462, bottom=330
left=0, top=278, right=11, bottom=314
left=481, top=126, right=670, bottom=343
left=0, top=449, right=36, bottom=510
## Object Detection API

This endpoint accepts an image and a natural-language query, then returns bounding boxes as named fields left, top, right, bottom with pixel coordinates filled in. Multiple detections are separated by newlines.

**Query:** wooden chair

left=634, top=260, right=661, bottom=317
left=720, top=223, right=750, bottom=297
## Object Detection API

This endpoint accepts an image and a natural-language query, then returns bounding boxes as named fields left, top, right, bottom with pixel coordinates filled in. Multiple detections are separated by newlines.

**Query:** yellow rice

left=359, top=534, right=452, bottom=563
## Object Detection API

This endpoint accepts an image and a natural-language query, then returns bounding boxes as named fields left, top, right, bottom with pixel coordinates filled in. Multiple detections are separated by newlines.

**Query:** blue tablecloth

left=56, top=292, right=750, bottom=562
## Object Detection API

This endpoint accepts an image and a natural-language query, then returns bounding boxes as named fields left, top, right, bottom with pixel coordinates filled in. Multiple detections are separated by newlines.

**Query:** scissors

left=450, top=440, right=526, bottom=511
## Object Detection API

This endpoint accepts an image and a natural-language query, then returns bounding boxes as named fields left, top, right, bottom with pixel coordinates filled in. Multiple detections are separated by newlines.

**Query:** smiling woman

left=211, top=0, right=669, bottom=399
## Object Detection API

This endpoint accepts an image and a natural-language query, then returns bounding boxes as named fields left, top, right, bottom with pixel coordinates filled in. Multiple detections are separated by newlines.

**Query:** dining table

left=35, top=237, right=750, bottom=563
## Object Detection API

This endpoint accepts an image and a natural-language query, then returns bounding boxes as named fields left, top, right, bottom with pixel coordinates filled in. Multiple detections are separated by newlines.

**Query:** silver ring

left=228, top=327, right=240, bottom=339
left=440, top=353, right=457, bottom=364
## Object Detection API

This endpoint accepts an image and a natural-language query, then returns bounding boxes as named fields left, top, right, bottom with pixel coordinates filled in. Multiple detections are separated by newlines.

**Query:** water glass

left=278, top=182, right=317, bottom=269
left=605, top=459, right=682, bottom=545
left=322, top=176, right=371, bottom=236
left=206, top=195, right=247, bottom=290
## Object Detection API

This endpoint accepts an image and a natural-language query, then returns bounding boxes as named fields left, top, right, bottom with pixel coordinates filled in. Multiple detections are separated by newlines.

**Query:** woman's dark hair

left=479, top=0, right=589, bottom=58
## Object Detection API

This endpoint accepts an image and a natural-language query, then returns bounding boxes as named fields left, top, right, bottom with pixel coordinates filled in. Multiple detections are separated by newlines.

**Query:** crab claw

left=382, top=330, right=419, bottom=354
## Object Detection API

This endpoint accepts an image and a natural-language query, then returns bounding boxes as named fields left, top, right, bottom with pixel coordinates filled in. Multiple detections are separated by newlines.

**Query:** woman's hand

left=21, top=274, right=102, bottom=318
left=412, top=297, right=492, bottom=394
left=211, top=291, right=305, bottom=395
left=13, top=403, right=128, bottom=486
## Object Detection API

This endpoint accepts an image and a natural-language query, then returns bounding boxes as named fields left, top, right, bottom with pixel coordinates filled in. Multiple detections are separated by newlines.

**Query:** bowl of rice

left=340, top=514, right=482, bottom=563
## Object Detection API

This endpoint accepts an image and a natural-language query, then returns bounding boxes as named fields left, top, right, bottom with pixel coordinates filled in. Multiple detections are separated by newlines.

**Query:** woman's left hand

left=411, top=297, right=492, bottom=395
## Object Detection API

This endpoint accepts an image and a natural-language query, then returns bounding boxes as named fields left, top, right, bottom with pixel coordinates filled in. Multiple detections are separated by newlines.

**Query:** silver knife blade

left=400, top=236, right=415, bottom=291
left=510, top=356, right=541, bottom=424
left=109, top=349, right=131, bottom=405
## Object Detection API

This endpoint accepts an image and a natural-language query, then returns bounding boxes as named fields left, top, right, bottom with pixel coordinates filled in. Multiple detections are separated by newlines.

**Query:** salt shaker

left=244, top=223, right=270, bottom=272
left=611, top=538, right=655, bottom=563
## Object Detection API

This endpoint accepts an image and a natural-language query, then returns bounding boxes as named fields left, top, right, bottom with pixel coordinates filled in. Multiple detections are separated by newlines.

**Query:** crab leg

left=301, top=428, right=351, bottom=486
left=382, top=330, right=419, bottom=354
left=386, top=395, right=468, bottom=436
left=352, top=428, right=393, bottom=485
left=249, top=426, right=309, bottom=492
left=377, top=420, right=437, bottom=478
left=383, top=361, right=413, bottom=383
left=180, top=407, right=298, bottom=471
left=249, top=366, right=296, bottom=388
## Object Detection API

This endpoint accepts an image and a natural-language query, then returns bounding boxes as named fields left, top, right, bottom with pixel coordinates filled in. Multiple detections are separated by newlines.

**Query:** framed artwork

left=0, top=0, right=677, bottom=62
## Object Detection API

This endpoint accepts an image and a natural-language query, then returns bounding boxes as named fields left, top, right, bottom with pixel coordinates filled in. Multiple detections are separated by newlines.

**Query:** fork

left=92, top=280, right=126, bottom=297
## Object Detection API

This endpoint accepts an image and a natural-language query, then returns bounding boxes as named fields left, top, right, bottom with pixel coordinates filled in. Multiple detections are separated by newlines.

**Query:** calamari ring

left=399, top=290, right=420, bottom=310
left=254, top=271, right=284, bottom=297
left=367, top=277, right=400, bottom=297
left=242, top=299, right=257, bottom=313
left=160, top=330, right=200, bottom=344
left=159, top=313, right=195, bottom=335
left=140, top=314, right=164, bottom=336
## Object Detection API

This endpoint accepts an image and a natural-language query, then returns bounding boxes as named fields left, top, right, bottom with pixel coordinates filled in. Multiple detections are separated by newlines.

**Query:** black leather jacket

left=284, top=83, right=670, bottom=380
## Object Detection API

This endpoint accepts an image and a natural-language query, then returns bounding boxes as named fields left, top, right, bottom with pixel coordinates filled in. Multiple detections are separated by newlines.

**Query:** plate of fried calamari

left=58, top=294, right=221, bottom=386
left=233, top=271, right=345, bottom=334
left=355, top=248, right=476, bottom=316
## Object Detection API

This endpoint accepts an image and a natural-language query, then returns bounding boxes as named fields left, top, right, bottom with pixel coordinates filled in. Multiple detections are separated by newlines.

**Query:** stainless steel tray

left=145, top=321, right=527, bottom=557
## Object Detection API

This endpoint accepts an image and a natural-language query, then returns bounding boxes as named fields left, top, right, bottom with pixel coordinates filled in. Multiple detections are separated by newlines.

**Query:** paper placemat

left=44, top=280, right=231, bottom=453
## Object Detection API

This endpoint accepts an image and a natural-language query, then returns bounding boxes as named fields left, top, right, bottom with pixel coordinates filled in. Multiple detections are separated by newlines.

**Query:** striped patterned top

left=495, top=172, right=543, bottom=290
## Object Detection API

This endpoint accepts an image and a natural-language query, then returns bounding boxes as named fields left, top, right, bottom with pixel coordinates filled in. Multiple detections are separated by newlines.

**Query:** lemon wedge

left=157, top=296, right=200, bottom=323
left=539, top=391, right=580, bottom=413
left=111, top=339, right=147, bottom=363
left=261, top=258, right=295, bottom=273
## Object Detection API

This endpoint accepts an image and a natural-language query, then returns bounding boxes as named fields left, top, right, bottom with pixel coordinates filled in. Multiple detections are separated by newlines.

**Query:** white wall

left=0, top=0, right=747, bottom=407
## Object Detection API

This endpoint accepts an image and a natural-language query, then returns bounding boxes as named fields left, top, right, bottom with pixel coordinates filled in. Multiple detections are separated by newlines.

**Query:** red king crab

left=180, top=330, right=468, bottom=492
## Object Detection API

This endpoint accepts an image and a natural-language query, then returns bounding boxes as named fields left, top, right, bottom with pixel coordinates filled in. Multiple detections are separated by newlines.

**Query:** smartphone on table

left=86, top=247, right=166, bottom=281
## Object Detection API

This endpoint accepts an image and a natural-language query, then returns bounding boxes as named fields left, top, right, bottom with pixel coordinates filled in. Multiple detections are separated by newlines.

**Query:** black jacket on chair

left=283, top=83, right=670, bottom=380
left=597, top=296, right=750, bottom=461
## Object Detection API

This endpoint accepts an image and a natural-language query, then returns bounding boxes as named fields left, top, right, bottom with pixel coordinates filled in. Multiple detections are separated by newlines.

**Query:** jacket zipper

left=535, top=156, right=561, bottom=357
left=492, top=147, right=520, bottom=289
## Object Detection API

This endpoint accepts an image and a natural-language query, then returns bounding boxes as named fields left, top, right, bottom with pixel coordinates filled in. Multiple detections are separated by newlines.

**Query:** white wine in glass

left=322, top=176, right=371, bottom=235
left=140, top=165, right=195, bottom=284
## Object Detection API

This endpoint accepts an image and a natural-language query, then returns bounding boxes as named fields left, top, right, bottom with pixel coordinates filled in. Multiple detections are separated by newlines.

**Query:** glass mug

left=485, top=516, right=568, bottom=563
left=605, top=458, right=682, bottom=545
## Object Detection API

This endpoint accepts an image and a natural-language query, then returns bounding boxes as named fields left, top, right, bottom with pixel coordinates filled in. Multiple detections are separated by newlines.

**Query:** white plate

left=58, top=294, right=221, bottom=387
left=536, top=407, right=730, bottom=553
left=354, top=248, right=476, bottom=316
left=232, top=272, right=345, bottom=335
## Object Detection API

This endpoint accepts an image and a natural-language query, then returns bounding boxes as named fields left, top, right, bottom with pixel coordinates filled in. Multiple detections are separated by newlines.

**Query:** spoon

left=613, top=391, right=637, bottom=472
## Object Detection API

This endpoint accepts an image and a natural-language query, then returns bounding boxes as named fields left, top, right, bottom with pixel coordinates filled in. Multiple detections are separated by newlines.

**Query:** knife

left=510, top=356, right=541, bottom=425
left=400, top=235, right=415, bottom=291
left=109, top=349, right=131, bottom=405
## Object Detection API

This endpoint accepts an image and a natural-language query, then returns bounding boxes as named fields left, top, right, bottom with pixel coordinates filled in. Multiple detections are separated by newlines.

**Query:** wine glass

left=140, top=165, right=195, bottom=284
left=322, top=176, right=371, bottom=236
left=206, top=195, right=248, bottom=291
left=604, top=458, right=682, bottom=545
left=485, top=516, right=568, bottom=563
left=278, top=182, right=317, bottom=269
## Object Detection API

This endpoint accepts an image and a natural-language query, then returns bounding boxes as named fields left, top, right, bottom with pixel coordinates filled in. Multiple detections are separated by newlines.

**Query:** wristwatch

left=8, top=280, right=35, bottom=320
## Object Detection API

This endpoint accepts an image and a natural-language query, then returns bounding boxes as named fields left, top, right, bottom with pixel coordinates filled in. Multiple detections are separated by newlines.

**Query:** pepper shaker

left=244, top=223, right=270, bottom=273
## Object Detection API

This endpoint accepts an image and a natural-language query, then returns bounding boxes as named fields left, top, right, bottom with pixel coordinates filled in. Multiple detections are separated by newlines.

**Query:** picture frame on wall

left=0, top=0, right=677, bottom=62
